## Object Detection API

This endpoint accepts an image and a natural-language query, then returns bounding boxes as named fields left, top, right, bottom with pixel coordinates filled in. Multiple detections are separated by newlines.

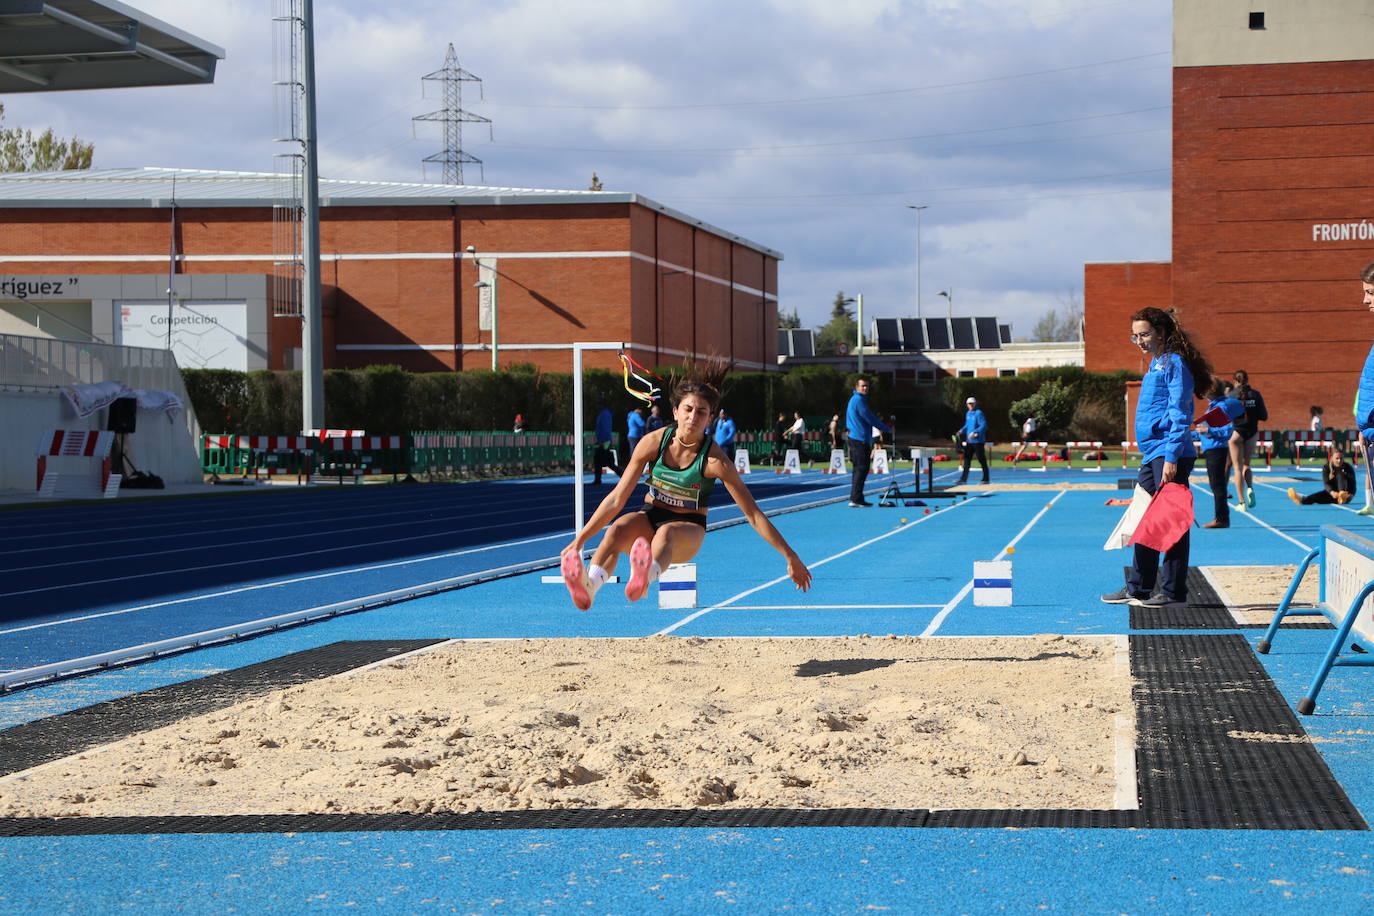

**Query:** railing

left=0, top=332, right=201, bottom=442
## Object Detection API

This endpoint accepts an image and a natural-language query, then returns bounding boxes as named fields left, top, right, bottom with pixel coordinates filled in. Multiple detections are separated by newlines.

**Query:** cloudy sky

left=2, top=0, right=1174, bottom=338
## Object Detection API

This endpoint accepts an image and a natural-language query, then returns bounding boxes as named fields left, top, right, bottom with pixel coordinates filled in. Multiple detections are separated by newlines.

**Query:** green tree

left=777, top=307, right=801, bottom=330
left=814, top=291, right=858, bottom=355
left=0, top=104, right=94, bottom=172
left=1008, top=379, right=1075, bottom=438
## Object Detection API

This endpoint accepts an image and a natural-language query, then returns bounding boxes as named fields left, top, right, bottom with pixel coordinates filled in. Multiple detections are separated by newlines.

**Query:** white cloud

left=0, top=0, right=1174, bottom=339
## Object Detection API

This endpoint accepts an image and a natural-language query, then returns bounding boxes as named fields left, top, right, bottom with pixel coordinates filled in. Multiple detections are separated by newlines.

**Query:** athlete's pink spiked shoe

left=561, top=551, right=592, bottom=611
left=625, top=537, right=653, bottom=602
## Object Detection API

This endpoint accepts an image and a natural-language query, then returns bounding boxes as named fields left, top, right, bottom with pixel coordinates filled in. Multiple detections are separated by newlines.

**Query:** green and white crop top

left=646, top=425, right=715, bottom=513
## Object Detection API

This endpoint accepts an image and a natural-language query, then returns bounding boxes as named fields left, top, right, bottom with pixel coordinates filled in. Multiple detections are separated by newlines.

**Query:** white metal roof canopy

left=0, top=0, right=223, bottom=93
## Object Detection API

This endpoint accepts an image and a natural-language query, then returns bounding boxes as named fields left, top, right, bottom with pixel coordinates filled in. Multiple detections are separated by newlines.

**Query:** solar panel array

left=777, top=328, right=816, bottom=357
left=870, top=317, right=1007, bottom=352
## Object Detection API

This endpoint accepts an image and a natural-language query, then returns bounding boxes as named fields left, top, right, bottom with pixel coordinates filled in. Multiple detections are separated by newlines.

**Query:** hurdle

left=1258, top=525, right=1374, bottom=714
left=1294, top=430, right=1335, bottom=466
left=1028, top=441, right=1050, bottom=472
left=1254, top=430, right=1283, bottom=471
left=1120, top=441, right=1137, bottom=469
left=36, top=429, right=119, bottom=499
left=1067, top=440, right=1104, bottom=472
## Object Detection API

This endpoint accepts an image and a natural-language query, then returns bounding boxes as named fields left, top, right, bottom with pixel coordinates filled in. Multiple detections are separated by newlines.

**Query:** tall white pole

left=856, top=293, right=864, bottom=374
left=907, top=204, right=927, bottom=320
left=573, top=344, right=585, bottom=532
left=299, top=0, right=324, bottom=431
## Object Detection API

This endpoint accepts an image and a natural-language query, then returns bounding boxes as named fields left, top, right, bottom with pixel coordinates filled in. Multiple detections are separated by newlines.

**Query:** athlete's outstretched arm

left=563, top=431, right=661, bottom=556
left=709, top=448, right=812, bottom=591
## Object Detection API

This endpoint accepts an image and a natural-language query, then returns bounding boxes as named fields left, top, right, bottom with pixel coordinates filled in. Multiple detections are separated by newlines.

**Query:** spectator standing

left=845, top=376, right=891, bottom=507
left=771, top=412, right=788, bottom=465
left=592, top=397, right=621, bottom=486
left=827, top=414, right=842, bottom=451
left=513, top=413, right=525, bottom=433
left=1102, top=307, right=1212, bottom=609
left=1354, top=260, right=1374, bottom=514
left=957, top=396, right=990, bottom=484
left=787, top=411, right=806, bottom=455
left=625, top=405, right=647, bottom=465
left=1310, top=405, right=1324, bottom=436
left=713, top=408, right=736, bottom=457
left=1288, top=448, right=1355, bottom=505
left=1197, top=378, right=1245, bottom=529
left=1227, top=369, right=1268, bottom=509
left=646, top=401, right=666, bottom=433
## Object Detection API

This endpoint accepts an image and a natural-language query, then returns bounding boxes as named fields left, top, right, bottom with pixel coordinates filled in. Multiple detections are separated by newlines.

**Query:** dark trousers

left=592, top=446, right=620, bottom=484
left=1302, top=490, right=1339, bottom=505
left=1203, top=447, right=1229, bottom=524
left=848, top=439, right=872, bottom=503
left=1128, top=455, right=1195, bottom=601
left=960, top=442, right=989, bottom=483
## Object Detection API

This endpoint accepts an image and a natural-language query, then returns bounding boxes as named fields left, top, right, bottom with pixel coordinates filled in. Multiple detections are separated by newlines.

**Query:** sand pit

left=1205, top=565, right=1325, bottom=625
left=0, top=635, right=1133, bottom=817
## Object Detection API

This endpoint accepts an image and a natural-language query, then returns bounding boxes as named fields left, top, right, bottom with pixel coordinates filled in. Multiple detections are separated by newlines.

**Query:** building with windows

left=0, top=168, right=782, bottom=375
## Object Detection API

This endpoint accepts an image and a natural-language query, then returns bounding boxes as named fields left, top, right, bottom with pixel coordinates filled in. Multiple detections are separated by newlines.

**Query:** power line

left=478, top=52, right=1168, bottom=111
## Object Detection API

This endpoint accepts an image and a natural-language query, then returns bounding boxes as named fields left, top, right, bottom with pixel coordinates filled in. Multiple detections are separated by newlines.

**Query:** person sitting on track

left=1288, top=447, right=1355, bottom=506
left=560, top=360, right=813, bottom=610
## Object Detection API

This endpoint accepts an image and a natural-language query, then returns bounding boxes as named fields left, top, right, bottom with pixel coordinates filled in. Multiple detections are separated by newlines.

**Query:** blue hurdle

left=1257, top=525, right=1374, bottom=714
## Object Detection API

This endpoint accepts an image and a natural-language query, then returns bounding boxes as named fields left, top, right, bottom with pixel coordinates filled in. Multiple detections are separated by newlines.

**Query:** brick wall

left=1083, top=261, right=1171, bottom=375
left=1174, top=58, right=1374, bottom=430
left=0, top=200, right=779, bottom=375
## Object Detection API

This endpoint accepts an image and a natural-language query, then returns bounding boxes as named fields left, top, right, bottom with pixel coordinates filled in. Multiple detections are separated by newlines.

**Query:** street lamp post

left=841, top=294, right=865, bottom=373
left=906, top=204, right=927, bottom=320
left=938, top=288, right=953, bottom=321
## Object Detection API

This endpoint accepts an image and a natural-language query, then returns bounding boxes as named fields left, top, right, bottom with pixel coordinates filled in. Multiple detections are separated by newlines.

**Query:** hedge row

left=181, top=364, right=1138, bottom=441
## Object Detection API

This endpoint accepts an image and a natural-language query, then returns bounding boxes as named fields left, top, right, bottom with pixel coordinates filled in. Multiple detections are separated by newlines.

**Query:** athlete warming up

left=560, top=362, right=813, bottom=610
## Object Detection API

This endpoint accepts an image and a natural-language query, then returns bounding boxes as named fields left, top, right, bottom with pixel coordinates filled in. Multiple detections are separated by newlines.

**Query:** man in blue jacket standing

left=846, top=376, right=891, bottom=507
left=958, top=395, right=990, bottom=484
left=713, top=408, right=736, bottom=458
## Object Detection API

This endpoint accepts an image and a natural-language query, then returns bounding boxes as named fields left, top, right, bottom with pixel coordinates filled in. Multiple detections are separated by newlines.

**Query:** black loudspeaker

left=107, top=397, right=137, bottom=434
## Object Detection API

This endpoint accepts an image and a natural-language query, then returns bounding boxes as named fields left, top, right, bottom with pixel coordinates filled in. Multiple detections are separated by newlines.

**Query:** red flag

left=1128, top=482, right=1194, bottom=552
left=1194, top=404, right=1230, bottom=427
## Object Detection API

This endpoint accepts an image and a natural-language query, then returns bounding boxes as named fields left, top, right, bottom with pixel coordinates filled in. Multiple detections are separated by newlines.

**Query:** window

left=999, top=369, right=1017, bottom=377
left=957, top=370, right=975, bottom=378
left=1249, top=11, right=1264, bottom=29
left=916, top=369, right=936, bottom=386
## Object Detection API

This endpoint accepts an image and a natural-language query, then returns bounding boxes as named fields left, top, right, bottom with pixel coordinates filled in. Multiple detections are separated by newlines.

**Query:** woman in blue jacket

left=1356, top=261, right=1374, bottom=514
left=1103, top=307, right=1212, bottom=609
left=1197, top=378, right=1246, bottom=529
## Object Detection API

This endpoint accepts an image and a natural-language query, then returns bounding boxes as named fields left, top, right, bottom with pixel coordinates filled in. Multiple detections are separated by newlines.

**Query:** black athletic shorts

left=640, top=503, right=707, bottom=530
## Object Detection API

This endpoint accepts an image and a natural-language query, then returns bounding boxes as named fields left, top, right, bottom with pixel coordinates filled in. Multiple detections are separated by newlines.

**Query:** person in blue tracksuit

left=1196, top=378, right=1246, bottom=529
left=1356, top=260, right=1374, bottom=514
left=957, top=396, right=990, bottom=484
left=1103, top=306, right=1213, bottom=609
left=845, top=376, right=891, bottom=506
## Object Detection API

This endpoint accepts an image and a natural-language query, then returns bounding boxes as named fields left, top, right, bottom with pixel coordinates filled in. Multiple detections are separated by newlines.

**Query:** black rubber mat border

left=0, top=640, right=447, bottom=778
left=1128, top=567, right=1333, bottom=631
left=0, top=635, right=1363, bottom=834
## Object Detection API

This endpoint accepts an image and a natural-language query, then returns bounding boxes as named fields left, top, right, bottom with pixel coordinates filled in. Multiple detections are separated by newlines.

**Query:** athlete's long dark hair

left=1131, top=307, right=1212, bottom=398
left=666, top=356, right=729, bottom=411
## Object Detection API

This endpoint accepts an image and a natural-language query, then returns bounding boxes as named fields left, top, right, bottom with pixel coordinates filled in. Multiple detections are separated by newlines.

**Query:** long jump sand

left=0, top=634, right=1132, bottom=816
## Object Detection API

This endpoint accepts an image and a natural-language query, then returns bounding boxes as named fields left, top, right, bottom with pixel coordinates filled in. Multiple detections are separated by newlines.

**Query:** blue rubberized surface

left=4, top=464, right=1374, bottom=913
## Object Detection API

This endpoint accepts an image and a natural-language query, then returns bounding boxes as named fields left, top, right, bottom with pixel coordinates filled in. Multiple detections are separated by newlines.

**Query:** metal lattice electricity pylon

left=412, top=44, right=490, bottom=185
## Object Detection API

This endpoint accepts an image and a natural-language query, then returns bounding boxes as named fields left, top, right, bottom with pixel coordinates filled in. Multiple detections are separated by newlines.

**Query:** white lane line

left=723, top=604, right=945, bottom=610
left=919, top=490, right=1066, bottom=637
left=0, top=486, right=851, bottom=635
left=655, top=497, right=979, bottom=635
left=1194, top=483, right=1312, bottom=551
left=0, top=531, right=572, bottom=635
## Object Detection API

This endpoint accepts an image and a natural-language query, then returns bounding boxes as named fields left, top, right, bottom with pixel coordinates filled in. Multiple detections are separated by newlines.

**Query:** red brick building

left=0, top=168, right=781, bottom=374
left=1084, top=261, right=1172, bottom=376
left=1085, top=2, right=1374, bottom=429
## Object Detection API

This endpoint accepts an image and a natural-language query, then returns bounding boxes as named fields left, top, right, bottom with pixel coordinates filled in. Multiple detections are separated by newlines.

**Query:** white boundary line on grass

left=655, top=497, right=979, bottom=635
left=919, top=490, right=1066, bottom=637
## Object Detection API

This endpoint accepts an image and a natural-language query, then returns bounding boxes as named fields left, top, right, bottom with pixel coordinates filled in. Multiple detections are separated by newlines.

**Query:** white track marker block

left=973, top=560, right=1012, bottom=606
left=826, top=448, right=847, bottom=474
left=735, top=448, right=751, bottom=474
left=872, top=448, right=890, bottom=475
left=658, top=562, right=697, bottom=609
left=781, top=449, right=802, bottom=474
